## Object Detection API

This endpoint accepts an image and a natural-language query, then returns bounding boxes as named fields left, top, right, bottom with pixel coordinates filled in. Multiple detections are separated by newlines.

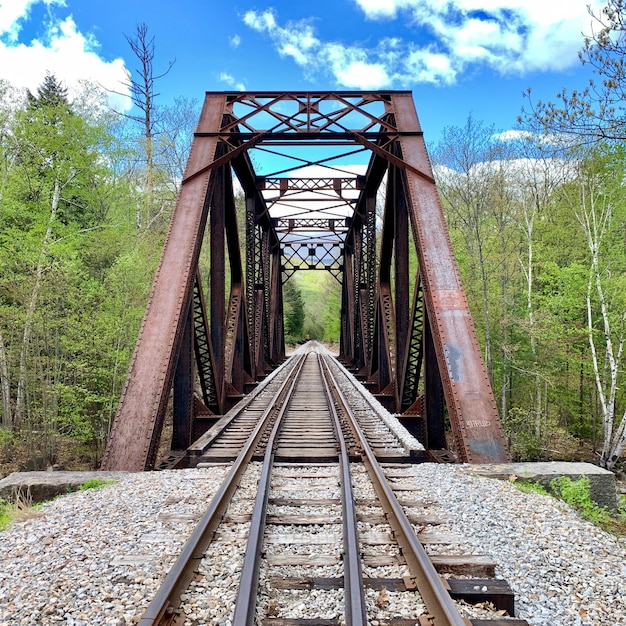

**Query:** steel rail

left=319, top=354, right=469, bottom=626
left=231, top=353, right=308, bottom=625
left=317, top=354, right=368, bottom=626
left=138, top=353, right=308, bottom=626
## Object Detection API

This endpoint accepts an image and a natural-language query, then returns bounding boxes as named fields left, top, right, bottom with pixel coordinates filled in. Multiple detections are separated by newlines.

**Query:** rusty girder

left=102, top=91, right=509, bottom=471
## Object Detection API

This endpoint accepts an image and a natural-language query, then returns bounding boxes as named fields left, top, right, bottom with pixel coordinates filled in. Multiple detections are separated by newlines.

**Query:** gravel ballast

left=1, top=345, right=624, bottom=625
left=0, top=463, right=624, bottom=625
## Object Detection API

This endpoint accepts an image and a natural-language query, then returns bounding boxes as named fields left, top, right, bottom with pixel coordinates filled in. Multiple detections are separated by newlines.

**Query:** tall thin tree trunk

left=0, top=328, right=11, bottom=428
left=476, top=235, right=492, bottom=377
left=15, top=177, right=61, bottom=426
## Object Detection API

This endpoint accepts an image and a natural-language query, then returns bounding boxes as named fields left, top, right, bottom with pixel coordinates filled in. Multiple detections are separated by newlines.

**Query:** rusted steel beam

left=269, top=247, right=284, bottom=362
left=192, top=271, right=219, bottom=413
left=400, top=273, right=424, bottom=413
left=101, top=94, right=227, bottom=472
left=341, top=247, right=355, bottom=362
left=172, top=303, right=194, bottom=450
left=391, top=92, right=510, bottom=463
left=424, top=307, right=446, bottom=450
left=392, top=164, right=410, bottom=409
left=210, top=162, right=227, bottom=412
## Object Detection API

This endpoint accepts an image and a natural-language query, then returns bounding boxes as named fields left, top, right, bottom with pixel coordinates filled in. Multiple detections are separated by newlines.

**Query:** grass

left=512, top=478, right=551, bottom=497
left=0, top=479, right=115, bottom=531
left=513, top=475, right=626, bottom=535
left=0, top=489, right=43, bottom=532
left=550, top=476, right=626, bottom=534
left=0, top=499, right=11, bottom=531
left=77, top=478, right=115, bottom=491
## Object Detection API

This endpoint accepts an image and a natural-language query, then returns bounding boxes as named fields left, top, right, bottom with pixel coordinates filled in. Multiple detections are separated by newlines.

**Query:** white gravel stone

left=391, top=463, right=626, bottom=626
left=1, top=358, right=625, bottom=625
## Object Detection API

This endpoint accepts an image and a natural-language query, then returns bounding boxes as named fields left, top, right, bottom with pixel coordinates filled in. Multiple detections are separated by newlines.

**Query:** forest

left=1, top=3, right=626, bottom=474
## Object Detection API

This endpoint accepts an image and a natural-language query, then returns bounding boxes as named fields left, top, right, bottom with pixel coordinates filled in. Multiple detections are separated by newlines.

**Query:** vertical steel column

left=262, top=228, right=273, bottom=364
left=172, top=302, right=194, bottom=450
left=352, top=225, right=363, bottom=370
left=372, top=165, right=398, bottom=397
left=365, top=194, right=376, bottom=367
left=223, top=166, right=252, bottom=395
left=340, top=245, right=355, bottom=362
left=268, top=246, right=283, bottom=362
left=424, top=308, right=446, bottom=450
left=393, top=165, right=410, bottom=410
left=392, top=93, right=510, bottom=463
left=192, top=271, right=219, bottom=413
left=210, top=163, right=226, bottom=411
left=245, top=194, right=257, bottom=378
left=400, top=273, right=424, bottom=413
left=357, top=193, right=376, bottom=374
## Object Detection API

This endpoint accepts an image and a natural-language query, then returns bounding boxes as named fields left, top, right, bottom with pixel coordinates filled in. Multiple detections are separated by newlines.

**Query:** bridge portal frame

left=102, top=91, right=510, bottom=471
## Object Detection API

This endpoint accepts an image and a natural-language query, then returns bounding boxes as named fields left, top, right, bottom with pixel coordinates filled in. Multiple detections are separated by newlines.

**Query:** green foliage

left=503, top=407, right=544, bottom=460
left=549, top=476, right=613, bottom=527
left=512, top=475, right=626, bottom=535
left=436, top=113, right=626, bottom=464
left=283, top=279, right=305, bottom=342
left=77, top=478, right=115, bottom=491
left=0, top=74, right=166, bottom=468
left=290, top=272, right=341, bottom=342
left=0, top=427, right=12, bottom=448
left=0, top=498, right=10, bottom=532
left=512, top=479, right=550, bottom=497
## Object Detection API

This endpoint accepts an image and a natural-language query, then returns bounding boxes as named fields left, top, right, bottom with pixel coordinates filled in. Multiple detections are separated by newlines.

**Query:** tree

left=433, top=115, right=515, bottom=379
left=507, top=135, right=575, bottom=439
left=0, top=80, right=17, bottom=428
left=122, top=23, right=175, bottom=230
left=283, top=278, right=305, bottom=341
left=522, top=0, right=626, bottom=142
left=562, top=149, right=626, bottom=469
left=0, top=75, right=146, bottom=465
left=12, top=74, right=79, bottom=426
left=27, top=73, right=70, bottom=111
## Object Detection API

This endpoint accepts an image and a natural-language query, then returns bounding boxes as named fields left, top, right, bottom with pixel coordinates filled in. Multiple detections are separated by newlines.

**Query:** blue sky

left=0, top=0, right=605, bottom=145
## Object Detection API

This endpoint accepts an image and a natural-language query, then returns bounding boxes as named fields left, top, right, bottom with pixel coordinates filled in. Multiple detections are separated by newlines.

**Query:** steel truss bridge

left=102, top=91, right=510, bottom=471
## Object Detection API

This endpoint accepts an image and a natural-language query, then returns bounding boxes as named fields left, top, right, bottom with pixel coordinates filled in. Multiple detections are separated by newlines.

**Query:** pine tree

left=26, top=72, right=70, bottom=112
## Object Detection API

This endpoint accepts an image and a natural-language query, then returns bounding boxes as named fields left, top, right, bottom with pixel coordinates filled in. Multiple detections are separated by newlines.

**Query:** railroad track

left=140, top=346, right=529, bottom=625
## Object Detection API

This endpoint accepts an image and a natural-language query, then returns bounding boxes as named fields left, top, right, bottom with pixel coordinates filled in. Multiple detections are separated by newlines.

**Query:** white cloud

left=0, top=1, right=130, bottom=111
left=336, top=61, right=390, bottom=89
left=353, top=0, right=415, bottom=19
left=0, top=0, right=65, bottom=41
left=219, top=72, right=246, bottom=91
left=244, top=9, right=392, bottom=89
left=354, top=0, right=606, bottom=74
left=229, top=34, right=241, bottom=48
left=243, top=2, right=606, bottom=88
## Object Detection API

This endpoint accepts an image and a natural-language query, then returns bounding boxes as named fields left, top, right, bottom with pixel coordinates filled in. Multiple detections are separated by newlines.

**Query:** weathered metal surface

left=103, top=91, right=509, bottom=470
left=192, top=271, right=219, bottom=413
left=101, top=94, right=226, bottom=471
left=391, top=92, right=509, bottom=463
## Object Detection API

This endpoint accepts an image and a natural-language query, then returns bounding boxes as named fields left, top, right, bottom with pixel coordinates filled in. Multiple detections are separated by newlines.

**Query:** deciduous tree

left=522, top=0, right=626, bottom=143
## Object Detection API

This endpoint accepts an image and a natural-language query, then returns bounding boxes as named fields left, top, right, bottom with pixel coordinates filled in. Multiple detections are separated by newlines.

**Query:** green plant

left=0, top=498, right=10, bottom=532
left=0, top=489, right=42, bottom=531
left=512, top=479, right=550, bottom=497
left=550, top=476, right=613, bottom=527
left=77, top=478, right=114, bottom=491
